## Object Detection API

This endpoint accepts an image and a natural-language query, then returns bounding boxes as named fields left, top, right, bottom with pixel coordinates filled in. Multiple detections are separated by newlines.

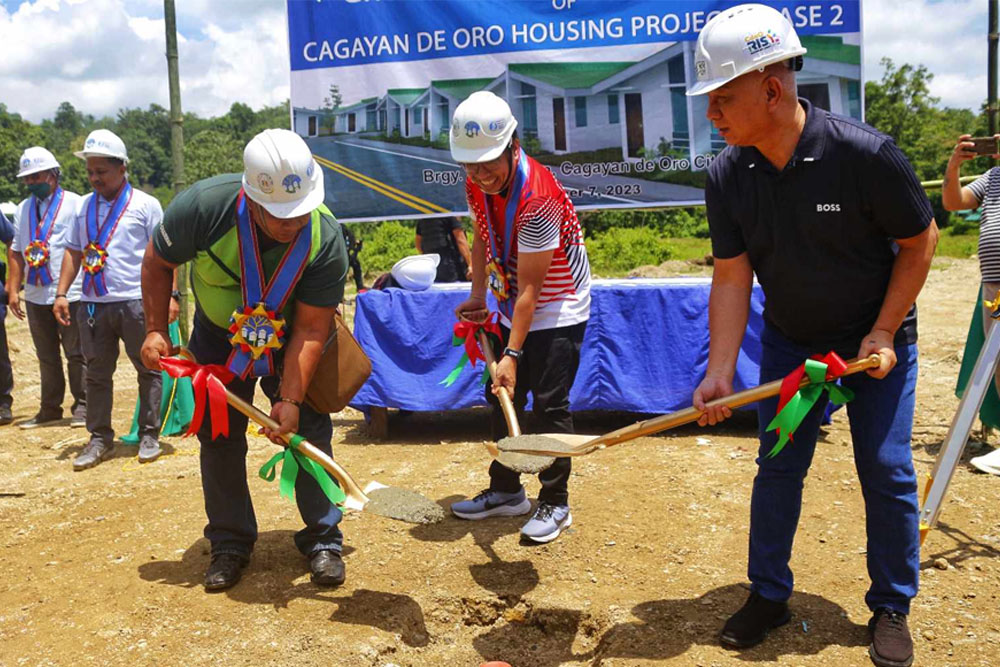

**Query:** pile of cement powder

left=495, top=435, right=575, bottom=474
left=365, top=486, right=445, bottom=524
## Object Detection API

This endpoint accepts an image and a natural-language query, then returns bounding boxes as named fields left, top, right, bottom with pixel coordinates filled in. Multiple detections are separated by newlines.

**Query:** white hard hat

left=0, top=202, right=17, bottom=218
left=242, top=128, right=324, bottom=219
left=75, top=129, right=129, bottom=163
left=390, top=253, right=440, bottom=291
left=17, top=147, right=60, bottom=178
left=686, top=3, right=807, bottom=97
left=450, top=91, right=518, bottom=163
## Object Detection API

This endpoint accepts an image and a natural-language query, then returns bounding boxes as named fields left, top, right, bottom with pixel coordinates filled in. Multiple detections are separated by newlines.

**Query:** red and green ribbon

left=258, top=434, right=345, bottom=506
left=159, top=357, right=235, bottom=439
left=765, top=351, right=854, bottom=458
left=440, top=313, right=502, bottom=387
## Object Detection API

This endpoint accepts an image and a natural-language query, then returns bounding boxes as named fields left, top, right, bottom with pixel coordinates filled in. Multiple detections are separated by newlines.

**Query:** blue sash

left=483, top=148, right=530, bottom=319
left=26, top=187, right=64, bottom=286
left=226, top=190, right=313, bottom=379
left=83, top=182, right=133, bottom=297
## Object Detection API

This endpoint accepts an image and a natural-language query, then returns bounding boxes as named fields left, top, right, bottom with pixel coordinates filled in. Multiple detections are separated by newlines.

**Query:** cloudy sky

left=0, top=0, right=987, bottom=123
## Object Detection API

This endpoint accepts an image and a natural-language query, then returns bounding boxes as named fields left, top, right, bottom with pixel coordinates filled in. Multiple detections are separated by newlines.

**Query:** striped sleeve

left=968, top=171, right=991, bottom=204
left=868, top=139, right=934, bottom=239
left=515, top=196, right=561, bottom=252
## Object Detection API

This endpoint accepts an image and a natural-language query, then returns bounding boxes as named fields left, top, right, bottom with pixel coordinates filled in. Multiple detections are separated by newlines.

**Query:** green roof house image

left=332, top=97, right=378, bottom=134
left=293, top=106, right=334, bottom=137
left=373, top=88, right=427, bottom=137
left=485, top=36, right=860, bottom=164
left=407, top=77, right=499, bottom=141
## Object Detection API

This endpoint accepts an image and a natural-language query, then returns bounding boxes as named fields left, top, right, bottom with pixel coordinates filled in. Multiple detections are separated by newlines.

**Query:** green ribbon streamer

left=258, top=434, right=346, bottom=506
left=765, top=359, right=855, bottom=458
left=440, top=333, right=493, bottom=387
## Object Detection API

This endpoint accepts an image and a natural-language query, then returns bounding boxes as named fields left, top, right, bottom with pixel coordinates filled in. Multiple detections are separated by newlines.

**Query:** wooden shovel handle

left=477, top=331, right=521, bottom=437
left=586, top=353, right=883, bottom=450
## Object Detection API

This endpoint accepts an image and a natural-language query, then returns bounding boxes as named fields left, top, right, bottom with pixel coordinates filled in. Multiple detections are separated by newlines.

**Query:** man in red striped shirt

left=449, top=91, right=591, bottom=544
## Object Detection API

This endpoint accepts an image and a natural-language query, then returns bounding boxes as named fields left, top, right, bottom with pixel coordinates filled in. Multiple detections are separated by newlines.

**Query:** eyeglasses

left=460, top=154, right=507, bottom=175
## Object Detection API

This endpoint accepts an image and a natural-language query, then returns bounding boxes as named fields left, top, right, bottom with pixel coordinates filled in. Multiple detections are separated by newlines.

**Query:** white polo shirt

left=12, top=190, right=84, bottom=305
left=68, top=185, right=163, bottom=303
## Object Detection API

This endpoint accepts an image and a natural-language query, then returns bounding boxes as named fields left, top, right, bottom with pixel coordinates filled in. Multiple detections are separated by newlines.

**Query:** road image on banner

left=287, top=1, right=861, bottom=221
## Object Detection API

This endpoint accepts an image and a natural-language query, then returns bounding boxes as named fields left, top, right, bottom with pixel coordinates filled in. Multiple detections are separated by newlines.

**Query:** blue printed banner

left=287, top=0, right=862, bottom=221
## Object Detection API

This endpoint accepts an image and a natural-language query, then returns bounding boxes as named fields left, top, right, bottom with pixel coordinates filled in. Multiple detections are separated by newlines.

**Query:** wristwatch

left=503, top=347, right=523, bottom=362
left=170, top=290, right=181, bottom=301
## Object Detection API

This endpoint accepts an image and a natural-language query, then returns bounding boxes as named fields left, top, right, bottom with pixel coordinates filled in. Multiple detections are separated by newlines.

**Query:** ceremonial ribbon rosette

left=765, top=351, right=854, bottom=457
left=226, top=190, right=312, bottom=379
left=25, top=186, right=64, bottom=286
left=441, top=312, right=503, bottom=387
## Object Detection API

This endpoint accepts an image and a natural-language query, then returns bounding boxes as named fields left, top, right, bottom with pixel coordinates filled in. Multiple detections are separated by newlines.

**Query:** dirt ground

left=3, top=257, right=1000, bottom=667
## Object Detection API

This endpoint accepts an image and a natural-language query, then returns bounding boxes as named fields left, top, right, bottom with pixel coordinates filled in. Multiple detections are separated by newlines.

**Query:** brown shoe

left=868, top=608, right=913, bottom=667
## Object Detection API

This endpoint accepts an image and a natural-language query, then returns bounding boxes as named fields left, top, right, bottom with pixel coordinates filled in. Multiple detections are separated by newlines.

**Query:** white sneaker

left=520, top=502, right=572, bottom=543
left=971, top=447, right=1000, bottom=475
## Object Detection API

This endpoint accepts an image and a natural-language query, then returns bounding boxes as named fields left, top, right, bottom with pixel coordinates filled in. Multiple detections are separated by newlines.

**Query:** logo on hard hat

left=306, top=161, right=315, bottom=178
left=282, top=174, right=302, bottom=194
left=488, top=119, right=505, bottom=133
left=85, top=138, right=96, bottom=147
left=257, top=173, right=274, bottom=194
left=21, top=158, right=31, bottom=168
left=465, top=121, right=481, bottom=138
left=695, top=60, right=708, bottom=79
left=743, top=30, right=781, bottom=57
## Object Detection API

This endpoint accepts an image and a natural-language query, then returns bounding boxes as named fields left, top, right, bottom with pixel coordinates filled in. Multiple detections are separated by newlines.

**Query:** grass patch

left=937, top=233, right=977, bottom=258
left=666, top=237, right=713, bottom=262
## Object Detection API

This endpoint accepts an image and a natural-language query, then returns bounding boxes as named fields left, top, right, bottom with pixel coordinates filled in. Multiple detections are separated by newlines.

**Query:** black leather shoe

left=310, top=549, right=345, bottom=586
left=721, top=591, right=792, bottom=648
left=0, top=406, right=14, bottom=425
left=868, top=608, right=914, bottom=667
left=204, top=554, right=247, bottom=591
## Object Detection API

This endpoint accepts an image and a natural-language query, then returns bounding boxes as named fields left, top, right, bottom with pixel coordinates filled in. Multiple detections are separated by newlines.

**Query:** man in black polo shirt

left=687, top=6, right=937, bottom=667
left=415, top=216, right=472, bottom=282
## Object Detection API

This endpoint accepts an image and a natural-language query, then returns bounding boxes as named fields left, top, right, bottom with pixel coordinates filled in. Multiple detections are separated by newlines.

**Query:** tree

left=183, top=129, right=243, bottom=184
left=321, top=85, right=342, bottom=135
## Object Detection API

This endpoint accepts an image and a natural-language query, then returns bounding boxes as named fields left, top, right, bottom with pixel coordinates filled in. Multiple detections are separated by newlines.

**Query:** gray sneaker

left=520, top=502, right=572, bottom=543
left=70, top=410, right=86, bottom=429
left=451, top=487, right=531, bottom=520
left=73, top=440, right=114, bottom=471
left=138, top=436, right=162, bottom=463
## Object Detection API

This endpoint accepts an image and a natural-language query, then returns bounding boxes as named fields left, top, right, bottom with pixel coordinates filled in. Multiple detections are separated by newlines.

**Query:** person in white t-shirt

left=54, top=129, right=173, bottom=471
left=7, top=147, right=87, bottom=430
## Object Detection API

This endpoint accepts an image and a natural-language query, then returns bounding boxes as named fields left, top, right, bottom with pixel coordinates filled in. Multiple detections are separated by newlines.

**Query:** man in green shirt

left=140, top=129, right=349, bottom=592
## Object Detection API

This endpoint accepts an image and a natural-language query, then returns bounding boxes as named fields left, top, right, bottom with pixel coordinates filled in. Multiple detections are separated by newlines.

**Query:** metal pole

left=164, top=0, right=189, bottom=343
left=990, top=0, right=997, bottom=138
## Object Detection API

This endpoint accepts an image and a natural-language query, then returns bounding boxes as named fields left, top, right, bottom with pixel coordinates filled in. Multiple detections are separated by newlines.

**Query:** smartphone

left=969, top=136, right=999, bottom=156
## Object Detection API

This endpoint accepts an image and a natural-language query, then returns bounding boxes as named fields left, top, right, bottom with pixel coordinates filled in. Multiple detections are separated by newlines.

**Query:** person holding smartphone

left=943, top=133, right=1000, bottom=474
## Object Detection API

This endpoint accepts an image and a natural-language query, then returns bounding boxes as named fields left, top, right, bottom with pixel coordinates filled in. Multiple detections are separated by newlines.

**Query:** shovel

left=477, top=331, right=522, bottom=448
left=492, top=354, right=882, bottom=459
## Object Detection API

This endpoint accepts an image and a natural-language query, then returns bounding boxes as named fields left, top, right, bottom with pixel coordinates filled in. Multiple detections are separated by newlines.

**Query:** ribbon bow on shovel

left=441, top=312, right=503, bottom=387
left=258, top=434, right=346, bottom=506
left=765, top=351, right=855, bottom=458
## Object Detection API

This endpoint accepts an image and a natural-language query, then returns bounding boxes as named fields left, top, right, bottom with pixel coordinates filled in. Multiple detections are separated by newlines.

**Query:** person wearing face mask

left=448, top=91, right=591, bottom=545
left=54, top=129, right=170, bottom=471
left=140, top=128, right=350, bottom=592
left=8, top=147, right=87, bottom=430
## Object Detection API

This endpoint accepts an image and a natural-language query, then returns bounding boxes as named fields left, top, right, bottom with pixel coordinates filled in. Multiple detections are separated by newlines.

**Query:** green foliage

left=355, top=220, right=417, bottom=276
left=579, top=207, right=709, bottom=238
left=586, top=226, right=675, bottom=275
left=183, top=129, right=244, bottom=184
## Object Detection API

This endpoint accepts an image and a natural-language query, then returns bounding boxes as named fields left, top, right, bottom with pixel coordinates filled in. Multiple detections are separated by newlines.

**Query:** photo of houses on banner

left=293, top=35, right=860, bottom=221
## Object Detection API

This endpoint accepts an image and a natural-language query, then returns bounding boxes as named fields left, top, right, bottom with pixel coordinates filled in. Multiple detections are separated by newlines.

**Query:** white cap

left=17, top=146, right=60, bottom=178
left=449, top=91, right=518, bottom=163
left=242, top=128, right=324, bottom=219
left=391, top=253, right=440, bottom=291
left=686, top=3, right=807, bottom=97
left=75, top=129, right=129, bottom=163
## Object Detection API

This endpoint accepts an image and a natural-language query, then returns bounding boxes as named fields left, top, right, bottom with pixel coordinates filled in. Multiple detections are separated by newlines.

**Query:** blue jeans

left=749, top=325, right=920, bottom=614
left=188, top=316, right=343, bottom=560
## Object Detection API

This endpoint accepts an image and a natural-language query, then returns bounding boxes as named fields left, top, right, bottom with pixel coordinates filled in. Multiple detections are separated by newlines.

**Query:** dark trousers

left=750, top=324, right=920, bottom=613
left=27, top=300, right=86, bottom=417
left=78, top=299, right=161, bottom=443
left=347, top=251, right=364, bottom=291
left=188, top=315, right=343, bottom=560
left=487, top=320, right=586, bottom=506
left=0, top=306, right=12, bottom=410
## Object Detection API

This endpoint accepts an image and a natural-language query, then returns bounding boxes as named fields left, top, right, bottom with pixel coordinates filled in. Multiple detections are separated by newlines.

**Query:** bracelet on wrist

left=278, top=396, right=302, bottom=408
left=55, top=293, right=68, bottom=300
left=146, top=328, right=169, bottom=336
left=170, top=290, right=181, bottom=300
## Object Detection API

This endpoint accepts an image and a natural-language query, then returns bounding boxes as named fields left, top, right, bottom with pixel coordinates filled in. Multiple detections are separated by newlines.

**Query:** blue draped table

left=350, top=278, right=765, bottom=417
